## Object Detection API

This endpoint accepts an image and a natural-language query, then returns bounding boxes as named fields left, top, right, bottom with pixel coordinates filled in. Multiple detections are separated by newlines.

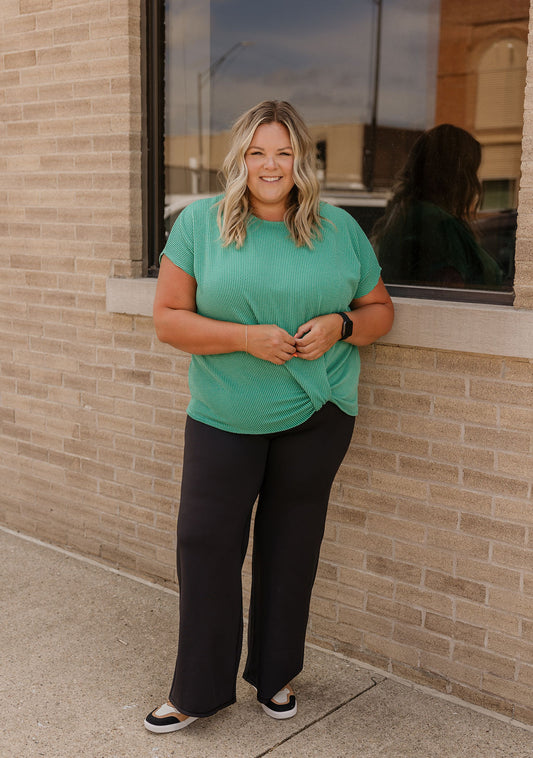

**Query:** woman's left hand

left=294, top=314, right=342, bottom=361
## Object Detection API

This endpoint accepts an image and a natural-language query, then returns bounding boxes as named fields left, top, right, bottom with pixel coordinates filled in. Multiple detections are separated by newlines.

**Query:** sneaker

left=261, top=685, right=297, bottom=720
left=144, top=700, right=198, bottom=733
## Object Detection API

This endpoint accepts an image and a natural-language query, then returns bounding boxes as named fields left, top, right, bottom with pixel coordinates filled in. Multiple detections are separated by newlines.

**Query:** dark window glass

left=161, top=0, right=527, bottom=302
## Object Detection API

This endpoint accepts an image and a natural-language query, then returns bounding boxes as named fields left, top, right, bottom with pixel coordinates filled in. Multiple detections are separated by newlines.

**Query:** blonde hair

left=217, top=100, right=322, bottom=248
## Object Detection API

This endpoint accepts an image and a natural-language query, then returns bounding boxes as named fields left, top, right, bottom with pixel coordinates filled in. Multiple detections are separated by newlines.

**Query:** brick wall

left=0, top=0, right=144, bottom=543
left=516, top=9, right=533, bottom=309
left=1, top=0, right=533, bottom=726
left=309, top=345, right=533, bottom=725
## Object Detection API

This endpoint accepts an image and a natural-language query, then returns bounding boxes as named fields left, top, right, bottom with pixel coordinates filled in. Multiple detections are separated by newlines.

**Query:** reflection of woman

left=372, top=124, right=502, bottom=289
left=144, top=100, right=394, bottom=733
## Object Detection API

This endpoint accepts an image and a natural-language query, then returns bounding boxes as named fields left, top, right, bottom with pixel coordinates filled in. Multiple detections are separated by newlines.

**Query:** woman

left=144, top=100, right=394, bottom=733
left=372, top=123, right=503, bottom=289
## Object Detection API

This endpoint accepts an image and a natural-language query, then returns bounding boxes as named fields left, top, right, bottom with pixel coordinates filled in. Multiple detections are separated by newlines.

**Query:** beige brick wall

left=516, top=1, right=533, bottom=308
left=0, top=0, right=145, bottom=553
left=1, top=0, right=533, bottom=727
left=309, top=345, right=533, bottom=724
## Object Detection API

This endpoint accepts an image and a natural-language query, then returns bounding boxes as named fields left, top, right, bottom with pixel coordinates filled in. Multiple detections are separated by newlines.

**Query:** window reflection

left=372, top=124, right=503, bottom=289
left=163, top=0, right=527, bottom=298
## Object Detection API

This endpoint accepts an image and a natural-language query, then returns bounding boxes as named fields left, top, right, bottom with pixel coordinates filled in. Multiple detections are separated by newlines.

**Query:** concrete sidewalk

left=1, top=527, right=532, bottom=758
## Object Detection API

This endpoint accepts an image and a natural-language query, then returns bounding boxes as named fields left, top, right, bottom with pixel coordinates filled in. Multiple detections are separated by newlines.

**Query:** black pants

left=169, top=402, right=355, bottom=717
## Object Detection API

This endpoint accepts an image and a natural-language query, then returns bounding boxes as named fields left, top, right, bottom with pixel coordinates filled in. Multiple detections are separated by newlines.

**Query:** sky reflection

left=165, top=0, right=441, bottom=135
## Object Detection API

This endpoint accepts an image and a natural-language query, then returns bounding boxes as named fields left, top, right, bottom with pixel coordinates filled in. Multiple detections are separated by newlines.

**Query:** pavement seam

left=6, top=528, right=533, bottom=737
left=252, top=676, right=384, bottom=757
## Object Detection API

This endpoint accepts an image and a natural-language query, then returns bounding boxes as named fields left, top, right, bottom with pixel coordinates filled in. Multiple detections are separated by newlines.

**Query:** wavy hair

left=372, top=123, right=482, bottom=244
left=217, top=100, right=322, bottom=248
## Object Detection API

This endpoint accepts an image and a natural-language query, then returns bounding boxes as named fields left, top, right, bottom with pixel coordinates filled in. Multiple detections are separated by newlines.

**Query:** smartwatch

left=336, top=312, right=353, bottom=340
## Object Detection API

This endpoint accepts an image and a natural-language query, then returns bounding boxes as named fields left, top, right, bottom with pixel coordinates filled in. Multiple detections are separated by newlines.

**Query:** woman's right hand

left=246, top=324, right=297, bottom=365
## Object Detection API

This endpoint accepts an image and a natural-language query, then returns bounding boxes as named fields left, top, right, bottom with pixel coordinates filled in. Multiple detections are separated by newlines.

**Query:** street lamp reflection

left=197, top=41, right=253, bottom=192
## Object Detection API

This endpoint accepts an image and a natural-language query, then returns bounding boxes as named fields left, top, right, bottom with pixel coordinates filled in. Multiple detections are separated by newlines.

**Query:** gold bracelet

left=245, top=324, right=248, bottom=353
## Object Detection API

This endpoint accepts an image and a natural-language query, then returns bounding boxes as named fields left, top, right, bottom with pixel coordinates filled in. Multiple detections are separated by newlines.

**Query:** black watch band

left=336, top=312, right=353, bottom=340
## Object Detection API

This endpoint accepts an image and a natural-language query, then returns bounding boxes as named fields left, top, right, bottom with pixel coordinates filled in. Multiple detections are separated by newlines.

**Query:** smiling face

left=244, top=121, right=295, bottom=221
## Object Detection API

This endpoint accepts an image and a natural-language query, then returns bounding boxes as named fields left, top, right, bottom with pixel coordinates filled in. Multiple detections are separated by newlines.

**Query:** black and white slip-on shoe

left=261, top=685, right=297, bottom=720
left=144, top=700, right=198, bottom=733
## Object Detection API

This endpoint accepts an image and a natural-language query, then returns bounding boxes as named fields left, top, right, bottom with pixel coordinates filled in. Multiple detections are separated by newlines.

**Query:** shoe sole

left=261, top=702, right=297, bottom=720
left=143, top=715, right=198, bottom=733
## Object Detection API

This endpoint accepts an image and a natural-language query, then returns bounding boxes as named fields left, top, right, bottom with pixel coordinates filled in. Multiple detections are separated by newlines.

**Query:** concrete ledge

left=106, top=278, right=533, bottom=359
left=106, top=276, right=157, bottom=317
left=380, top=297, right=533, bottom=359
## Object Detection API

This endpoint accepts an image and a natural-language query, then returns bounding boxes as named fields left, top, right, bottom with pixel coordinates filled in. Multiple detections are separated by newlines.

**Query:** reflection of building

left=165, top=122, right=421, bottom=196
left=435, top=0, right=528, bottom=208
left=362, top=126, right=423, bottom=190
left=165, top=124, right=368, bottom=194
left=165, top=0, right=528, bottom=208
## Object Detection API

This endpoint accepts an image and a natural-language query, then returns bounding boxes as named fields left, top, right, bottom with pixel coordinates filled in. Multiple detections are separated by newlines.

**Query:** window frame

left=141, top=0, right=166, bottom=276
left=145, top=2, right=519, bottom=305
left=386, top=285, right=514, bottom=306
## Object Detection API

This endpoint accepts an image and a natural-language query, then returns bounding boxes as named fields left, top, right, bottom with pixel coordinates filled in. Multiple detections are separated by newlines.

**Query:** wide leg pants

left=168, top=402, right=355, bottom=717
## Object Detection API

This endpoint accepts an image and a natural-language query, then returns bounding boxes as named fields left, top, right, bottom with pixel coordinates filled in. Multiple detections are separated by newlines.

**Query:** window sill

left=106, top=278, right=533, bottom=359
left=380, top=297, right=533, bottom=359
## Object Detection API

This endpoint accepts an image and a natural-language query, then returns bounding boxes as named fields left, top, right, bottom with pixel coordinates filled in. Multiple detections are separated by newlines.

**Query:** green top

left=161, top=196, right=381, bottom=434
left=377, top=200, right=503, bottom=288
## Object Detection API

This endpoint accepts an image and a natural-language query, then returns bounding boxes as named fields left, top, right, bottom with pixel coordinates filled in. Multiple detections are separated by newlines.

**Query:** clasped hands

left=246, top=313, right=344, bottom=366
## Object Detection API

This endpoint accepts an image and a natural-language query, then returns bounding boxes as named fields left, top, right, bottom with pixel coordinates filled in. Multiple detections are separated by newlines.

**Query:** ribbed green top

left=161, top=196, right=381, bottom=434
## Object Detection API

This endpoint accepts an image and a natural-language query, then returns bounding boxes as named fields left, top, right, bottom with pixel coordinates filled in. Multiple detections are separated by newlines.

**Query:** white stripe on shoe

left=261, top=685, right=298, bottom=720
left=144, top=700, right=198, bottom=733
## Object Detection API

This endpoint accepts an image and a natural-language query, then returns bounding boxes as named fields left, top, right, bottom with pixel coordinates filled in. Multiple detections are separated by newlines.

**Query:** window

left=142, top=0, right=165, bottom=277
left=153, top=0, right=528, bottom=303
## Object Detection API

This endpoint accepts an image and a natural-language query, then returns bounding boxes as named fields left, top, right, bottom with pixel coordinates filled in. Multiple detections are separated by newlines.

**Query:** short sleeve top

left=161, top=196, right=381, bottom=434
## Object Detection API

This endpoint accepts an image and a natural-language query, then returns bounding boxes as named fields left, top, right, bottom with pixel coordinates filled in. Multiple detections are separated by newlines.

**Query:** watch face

left=338, top=313, right=353, bottom=339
